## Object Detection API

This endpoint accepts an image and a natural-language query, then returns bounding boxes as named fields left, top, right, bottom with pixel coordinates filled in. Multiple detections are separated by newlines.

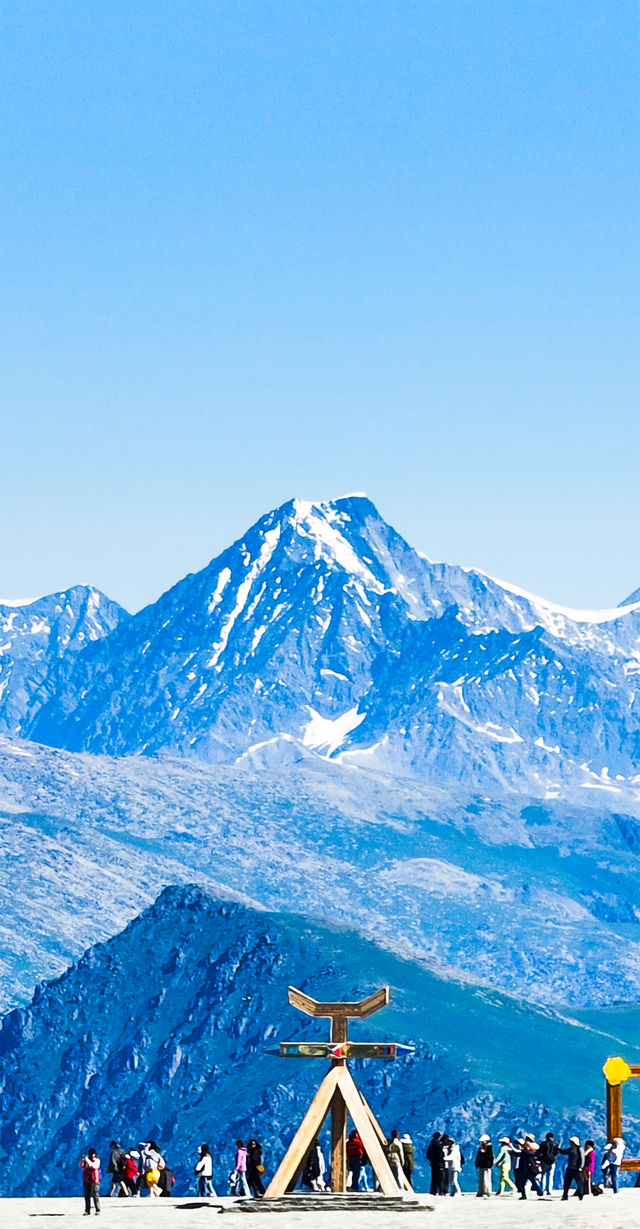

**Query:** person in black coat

left=518, top=1143, right=543, bottom=1199
left=475, top=1137, right=494, bottom=1197
left=538, top=1133, right=559, bottom=1195
left=107, top=1141, right=126, bottom=1198
left=247, top=1139, right=265, bottom=1198
left=426, top=1132, right=445, bottom=1196
left=559, top=1138, right=584, bottom=1201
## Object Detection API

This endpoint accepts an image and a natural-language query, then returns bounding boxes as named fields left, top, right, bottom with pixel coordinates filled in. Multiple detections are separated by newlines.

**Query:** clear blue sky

left=1, top=1, right=638, bottom=612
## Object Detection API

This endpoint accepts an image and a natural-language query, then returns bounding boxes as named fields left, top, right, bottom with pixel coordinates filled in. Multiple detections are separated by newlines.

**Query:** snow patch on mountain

left=302, top=706, right=366, bottom=754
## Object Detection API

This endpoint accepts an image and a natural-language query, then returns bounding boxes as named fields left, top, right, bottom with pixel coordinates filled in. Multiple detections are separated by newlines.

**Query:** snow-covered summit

left=4, top=495, right=640, bottom=796
left=0, top=586, right=127, bottom=737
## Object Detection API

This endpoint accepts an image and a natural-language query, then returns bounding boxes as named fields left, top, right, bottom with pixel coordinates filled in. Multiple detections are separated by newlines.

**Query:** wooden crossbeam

left=288, top=986, right=390, bottom=1019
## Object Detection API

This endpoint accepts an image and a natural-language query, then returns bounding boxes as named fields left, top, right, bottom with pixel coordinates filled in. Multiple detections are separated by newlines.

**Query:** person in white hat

left=494, top=1138, right=516, bottom=1195
left=475, top=1135, right=494, bottom=1197
left=559, top=1137, right=584, bottom=1201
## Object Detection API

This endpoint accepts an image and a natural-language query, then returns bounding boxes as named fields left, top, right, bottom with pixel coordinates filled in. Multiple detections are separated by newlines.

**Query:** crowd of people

left=79, top=1127, right=631, bottom=1213
left=79, top=1140, right=176, bottom=1214
left=426, top=1130, right=628, bottom=1200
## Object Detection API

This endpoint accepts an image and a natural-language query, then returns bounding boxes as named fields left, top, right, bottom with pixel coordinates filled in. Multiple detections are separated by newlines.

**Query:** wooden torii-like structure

left=603, top=1055, right=640, bottom=1172
left=264, top=985, right=414, bottom=1199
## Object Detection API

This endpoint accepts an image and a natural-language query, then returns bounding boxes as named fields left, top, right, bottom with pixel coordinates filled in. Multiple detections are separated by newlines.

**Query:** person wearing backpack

left=387, top=1131, right=405, bottom=1187
left=401, top=1134, right=415, bottom=1189
left=538, top=1132, right=559, bottom=1194
left=106, top=1140, right=127, bottom=1198
left=141, top=1140, right=164, bottom=1198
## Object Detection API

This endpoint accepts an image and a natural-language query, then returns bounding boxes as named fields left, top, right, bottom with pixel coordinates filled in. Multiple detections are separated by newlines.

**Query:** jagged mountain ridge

left=1, top=735, right=640, bottom=1014
left=1, top=883, right=637, bottom=1196
left=0, top=587, right=127, bottom=738
left=5, top=495, right=640, bottom=797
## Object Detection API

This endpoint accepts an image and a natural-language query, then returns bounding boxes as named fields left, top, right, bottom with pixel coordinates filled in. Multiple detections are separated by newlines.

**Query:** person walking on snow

left=475, top=1135, right=494, bottom=1197
left=494, top=1137, right=516, bottom=1195
left=247, top=1139, right=265, bottom=1198
left=232, top=1140, right=251, bottom=1197
left=141, top=1140, right=164, bottom=1198
left=401, top=1134, right=415, bottom=1189
left=346, top=1129, right=365, bottom=1191
left=387, top=1131, right=405, bottom=1186
left=123, top=1152, right=139, bottom=1197
left=443, top=1136, right=463, bottom=1196
left=605, top=1138, right=626, bottom=1193
left=538, top=1132, right=558, bottom=1194
left=559, top=1137, right=584, bottom=1200
left=582, top=1140, right=596, bottom=1195
left=195, top=1144, right=216, bottom=1197
left=426, top=1131, right=445, bottom=1196
left=80, top=1149, right=101, bottom=1217
left=106, top=1140, right=126, bottom=1198
left=518, top=1140, right=542, bottom=1199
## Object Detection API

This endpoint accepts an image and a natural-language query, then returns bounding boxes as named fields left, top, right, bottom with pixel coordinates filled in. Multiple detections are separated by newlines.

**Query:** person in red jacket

left=123, top=1152, right=139, bottom=1197
left=80, top=1149, right=101, bottom=1216
left=346, top=1129, right=365, bottom=1191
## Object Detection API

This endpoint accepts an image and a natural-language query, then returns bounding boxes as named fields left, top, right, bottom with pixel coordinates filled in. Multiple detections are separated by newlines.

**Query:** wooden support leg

left=264, top=1066, right=340, bottom=1199
left=331, top=1088, right=347, bottom=1193
left=335, top=1067, right=403, bottom=1197
left=356, top=1092, right=411, bottom=1191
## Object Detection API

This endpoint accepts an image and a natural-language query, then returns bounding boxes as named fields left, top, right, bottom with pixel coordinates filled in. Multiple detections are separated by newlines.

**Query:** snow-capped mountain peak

left=3, top=496, right=640, bottom=799
left=0, top=585, right=127, bottom=737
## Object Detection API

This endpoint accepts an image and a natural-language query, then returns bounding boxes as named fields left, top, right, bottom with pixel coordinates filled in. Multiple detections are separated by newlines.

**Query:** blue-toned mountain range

left=1, top=495, right=639, bottom=804
left=1, top=735, right=639, bottom=1014
left=0, top=496, right=639, bottom=1016
left=1, top=497, right=639, bottom=1185
left=1, top=884, right=638, bottom=1196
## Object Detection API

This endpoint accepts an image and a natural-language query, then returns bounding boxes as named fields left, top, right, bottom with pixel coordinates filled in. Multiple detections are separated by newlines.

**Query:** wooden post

left=606, top=1080, right=622, bottom=1140
left=330, top=1013, right=348, bottom=1192
left=330, top=1088, right=347, bottom=1193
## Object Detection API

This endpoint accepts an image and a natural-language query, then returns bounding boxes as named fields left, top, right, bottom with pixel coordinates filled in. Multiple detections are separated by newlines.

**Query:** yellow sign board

left=602, top=1056, right=632, bottom=1086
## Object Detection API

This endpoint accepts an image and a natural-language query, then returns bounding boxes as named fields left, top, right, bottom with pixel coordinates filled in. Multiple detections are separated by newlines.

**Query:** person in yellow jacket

left=494, top=1137, right=517, bottom=1195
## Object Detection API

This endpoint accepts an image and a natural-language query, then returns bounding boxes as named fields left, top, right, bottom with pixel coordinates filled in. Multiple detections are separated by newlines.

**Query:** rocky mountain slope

left=1, top=884, right=637, bottom=1196
left=0, top=495, right=636, bottom=798
left=1, top=735, right=639, bottom=1013
left=0, top=587, right=127, bottom=738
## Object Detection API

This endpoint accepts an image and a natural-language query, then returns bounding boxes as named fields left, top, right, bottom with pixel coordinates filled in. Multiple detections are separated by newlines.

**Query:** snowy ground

left=3, top=1193, right=639, bottom=1228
